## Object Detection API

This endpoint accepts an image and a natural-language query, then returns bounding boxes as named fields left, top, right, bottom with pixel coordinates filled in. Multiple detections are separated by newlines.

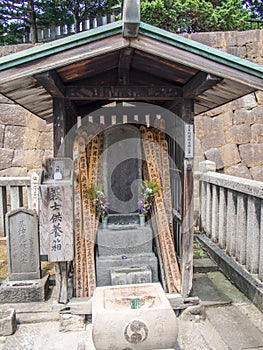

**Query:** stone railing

left=198, top=161, right=263, bottom=283
left=21, top=11, right=121, bottom=43
left=0, top=177, right=32, bottom=237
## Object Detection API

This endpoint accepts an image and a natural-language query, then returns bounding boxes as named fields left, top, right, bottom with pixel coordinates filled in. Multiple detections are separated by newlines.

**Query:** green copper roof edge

left=139, top=22, right=263, bottom=79
left=0, top=21, right=123, bottom=71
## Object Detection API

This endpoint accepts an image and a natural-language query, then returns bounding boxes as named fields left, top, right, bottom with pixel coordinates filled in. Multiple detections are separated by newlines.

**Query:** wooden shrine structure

left=0, top=0, right=262, bottom=303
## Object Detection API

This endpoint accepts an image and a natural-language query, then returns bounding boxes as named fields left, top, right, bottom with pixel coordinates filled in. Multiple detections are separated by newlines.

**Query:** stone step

left=193, top=257, right=218, bottom=273
left=206, top=305, right=263, bottom=349
left=16, top=311, right=60, bottom=324
left=192, top=273, right=232, bottom=306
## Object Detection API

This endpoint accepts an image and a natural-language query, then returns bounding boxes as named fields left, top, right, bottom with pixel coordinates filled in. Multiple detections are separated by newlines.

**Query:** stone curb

left=196, top=234, right=263, bottom=313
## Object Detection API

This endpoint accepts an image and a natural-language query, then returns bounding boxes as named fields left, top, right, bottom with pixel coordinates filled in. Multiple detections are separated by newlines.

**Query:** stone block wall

left=194, top=92, right=263, bottom=181
left=186, top=30, right=263, bottom=182
left=0, top=94, right=53, bottom=176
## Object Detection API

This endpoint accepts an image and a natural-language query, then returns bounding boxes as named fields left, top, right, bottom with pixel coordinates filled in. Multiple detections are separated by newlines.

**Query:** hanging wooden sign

left=184, top=123, right=194, bottom=158
left=30, top=172, right=40, bottom=215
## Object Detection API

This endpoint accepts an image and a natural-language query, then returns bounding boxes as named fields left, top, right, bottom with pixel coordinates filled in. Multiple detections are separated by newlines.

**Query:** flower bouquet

left=138, top=180, right=159, bottom=216
left=87, top=186, right=108, bottom=219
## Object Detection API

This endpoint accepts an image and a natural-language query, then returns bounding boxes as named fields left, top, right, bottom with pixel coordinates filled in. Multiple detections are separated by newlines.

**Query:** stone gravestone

left=0, top=208, right=49, bottom=303
left=103, top=124, right=142, bottom=214
left=6, top=208, right=40, bottom=281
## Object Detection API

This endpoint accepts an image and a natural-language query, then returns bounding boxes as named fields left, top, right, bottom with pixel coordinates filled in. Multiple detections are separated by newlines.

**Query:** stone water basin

left=92, top=283, right=178, bottom=350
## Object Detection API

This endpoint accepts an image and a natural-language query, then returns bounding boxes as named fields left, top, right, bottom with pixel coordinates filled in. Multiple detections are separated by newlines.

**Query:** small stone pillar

left=199, top=160, right=216, bottom=173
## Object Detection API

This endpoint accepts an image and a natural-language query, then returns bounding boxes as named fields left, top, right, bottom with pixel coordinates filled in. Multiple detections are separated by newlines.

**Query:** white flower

left=96, top=190, right=104, bottom=198
left=146, top=188, right=152, bottom=194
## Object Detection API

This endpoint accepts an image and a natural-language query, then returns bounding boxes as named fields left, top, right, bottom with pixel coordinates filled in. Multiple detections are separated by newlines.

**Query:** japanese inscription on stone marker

left=6, top=208, right=40, bottom=281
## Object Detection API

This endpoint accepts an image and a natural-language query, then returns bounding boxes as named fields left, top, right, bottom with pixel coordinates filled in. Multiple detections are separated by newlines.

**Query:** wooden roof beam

left=183, top=71, right=222, bottom=98
left=65, top=85, right=183, bottom=100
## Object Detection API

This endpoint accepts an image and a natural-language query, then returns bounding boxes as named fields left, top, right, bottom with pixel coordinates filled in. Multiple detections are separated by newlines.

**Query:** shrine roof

left=0, top=20, right=262, bottom=121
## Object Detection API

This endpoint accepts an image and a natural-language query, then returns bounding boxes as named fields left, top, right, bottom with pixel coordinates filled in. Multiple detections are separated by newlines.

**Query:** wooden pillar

left=53, top=97, right=76, bottom=303
left=53, top=98, right=77, bottom=158
left=180, top=99, right=194, bottom=297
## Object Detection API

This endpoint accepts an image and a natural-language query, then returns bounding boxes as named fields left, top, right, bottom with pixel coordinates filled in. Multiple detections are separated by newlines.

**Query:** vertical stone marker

left=6, top=208, right=40, bottom=281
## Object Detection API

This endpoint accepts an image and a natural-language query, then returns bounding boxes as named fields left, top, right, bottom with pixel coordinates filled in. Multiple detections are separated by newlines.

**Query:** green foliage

left=0, top=21, right=28, bottom=44
left=141, top=0, right=177, bottom=31
left=141, top=0, right=251, bottom=32
left=1, top=0, right=39, bottom=43
left=143, top=180, right=159, bottom=196
left=37, top=0, right=72, bottom=27
left=243, top=0, right=263, bottom=20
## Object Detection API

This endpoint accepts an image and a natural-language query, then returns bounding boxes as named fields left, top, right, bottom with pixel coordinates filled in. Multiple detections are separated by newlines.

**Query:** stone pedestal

left=96, top=214, right=158, bottom=287
left=111, top=266, right=152, bottom=285
left=96, top=254, right=158, bottom=287
left=97, top=224, right=153, bottom=256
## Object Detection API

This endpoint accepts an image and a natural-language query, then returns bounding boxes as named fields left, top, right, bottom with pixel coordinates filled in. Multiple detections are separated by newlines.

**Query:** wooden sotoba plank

left=141, top=126, right=181, bottom=293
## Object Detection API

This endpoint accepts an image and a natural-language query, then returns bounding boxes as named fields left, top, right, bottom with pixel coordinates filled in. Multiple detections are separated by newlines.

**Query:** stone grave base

left=0, top=274, right=50, bottom=303
left=96, top=253, right=158, bottom=287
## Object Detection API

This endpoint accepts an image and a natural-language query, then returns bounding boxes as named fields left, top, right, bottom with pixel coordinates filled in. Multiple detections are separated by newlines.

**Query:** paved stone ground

left=1, top=263, right=263, bottom=349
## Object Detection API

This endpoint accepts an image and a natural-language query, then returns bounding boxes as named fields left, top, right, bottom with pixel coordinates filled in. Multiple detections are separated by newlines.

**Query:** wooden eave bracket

left=122, top=0, right=140, bottom=38
left=35, top=70, right=78, bottom=116
left=34, top=70, right=65, bottom=98
left=183, top=71, right=223, bottom=98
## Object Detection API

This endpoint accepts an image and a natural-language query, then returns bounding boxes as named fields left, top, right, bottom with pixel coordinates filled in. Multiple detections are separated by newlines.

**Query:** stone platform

left=0, top=274, right=49, bottom=303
